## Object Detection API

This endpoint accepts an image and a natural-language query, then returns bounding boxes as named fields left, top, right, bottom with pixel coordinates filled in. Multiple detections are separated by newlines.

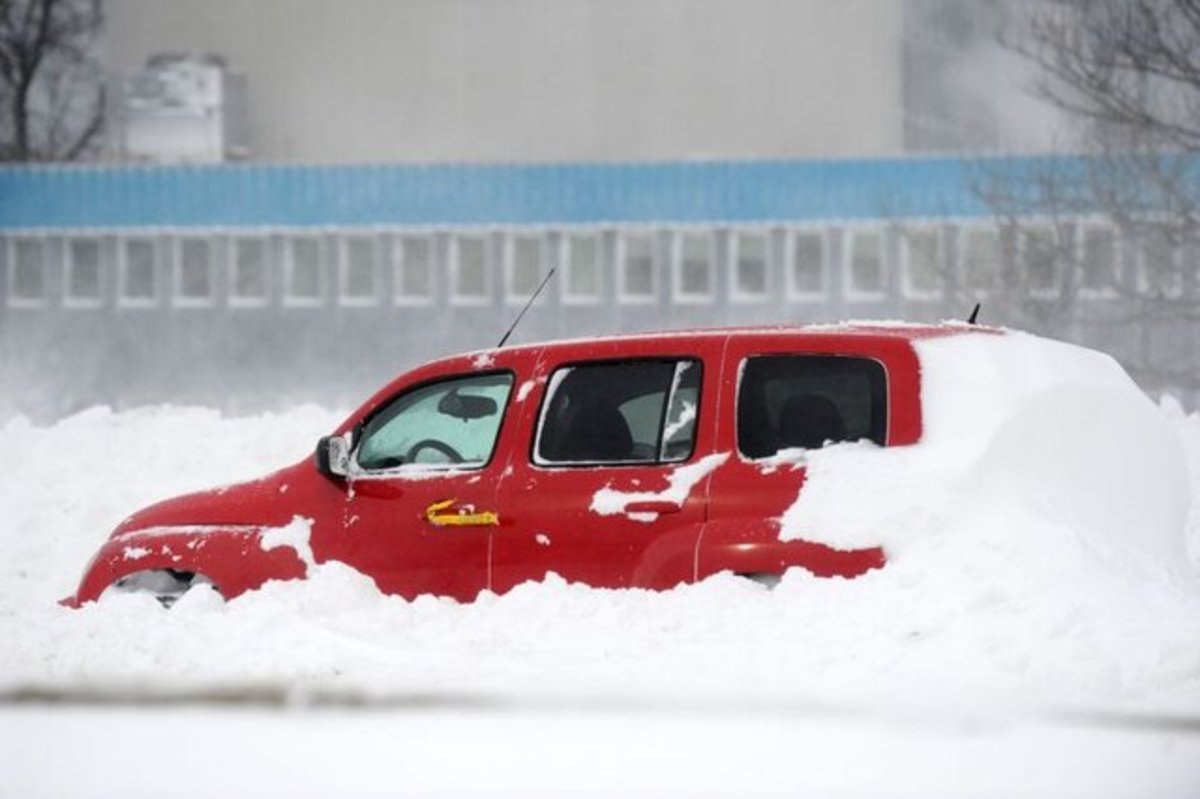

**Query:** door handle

left=623, top=500, right=682, bottom=515
left=425, top=498, right=500, bottom=527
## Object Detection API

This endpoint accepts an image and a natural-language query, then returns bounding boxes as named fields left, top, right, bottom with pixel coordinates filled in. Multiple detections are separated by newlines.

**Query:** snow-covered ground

left=3, top=333, right=1200, bottom=796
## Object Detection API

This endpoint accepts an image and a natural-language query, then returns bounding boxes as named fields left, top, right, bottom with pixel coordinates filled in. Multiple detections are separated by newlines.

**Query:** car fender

left=694, top=518, right=885, bottom=582
left=65, top=525, right=310, bottom=606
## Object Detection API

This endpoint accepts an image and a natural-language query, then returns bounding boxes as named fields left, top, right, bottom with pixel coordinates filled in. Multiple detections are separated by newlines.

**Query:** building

left=4, top=155, right=1191, bottom=419
left=101, top=0, right=1030, bottom=165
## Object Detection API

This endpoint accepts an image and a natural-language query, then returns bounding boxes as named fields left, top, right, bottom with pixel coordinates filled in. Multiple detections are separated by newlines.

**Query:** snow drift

left=0, top=330, right=1198, bottom=714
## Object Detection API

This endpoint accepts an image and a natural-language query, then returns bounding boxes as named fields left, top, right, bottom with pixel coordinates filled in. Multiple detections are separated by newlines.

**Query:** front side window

left=738, top=355, right=886, bottom=459
left=536, top=359, right=702, bottom=466
left=356, top=372, right=514, bottom=471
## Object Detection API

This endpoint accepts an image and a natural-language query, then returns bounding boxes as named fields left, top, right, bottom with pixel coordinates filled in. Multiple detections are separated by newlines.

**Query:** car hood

left=110, top=461, right=311, bottom=538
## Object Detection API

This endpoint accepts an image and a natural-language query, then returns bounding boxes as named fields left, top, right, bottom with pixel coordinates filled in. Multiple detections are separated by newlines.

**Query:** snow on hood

left=781, top=330, right=1192, bottom=581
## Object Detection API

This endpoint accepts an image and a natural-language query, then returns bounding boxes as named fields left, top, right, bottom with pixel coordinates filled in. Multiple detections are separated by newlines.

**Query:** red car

left=66, top=324, right=956, bottom=607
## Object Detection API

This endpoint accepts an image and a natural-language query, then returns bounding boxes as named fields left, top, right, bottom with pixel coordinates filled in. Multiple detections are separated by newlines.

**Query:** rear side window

left=738, top=355, right=886, bottom=458
left=536, top=359, right=702, bottom=465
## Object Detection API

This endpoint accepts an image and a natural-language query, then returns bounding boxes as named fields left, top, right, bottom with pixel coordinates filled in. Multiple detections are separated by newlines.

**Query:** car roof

left=469, top=321, right=996, bottom=361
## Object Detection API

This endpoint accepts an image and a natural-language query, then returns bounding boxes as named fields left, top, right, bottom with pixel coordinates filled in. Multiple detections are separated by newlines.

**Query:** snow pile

left=0, top=333, right=1198, bottom=714
left=784, top=331, right=1189, bottom=568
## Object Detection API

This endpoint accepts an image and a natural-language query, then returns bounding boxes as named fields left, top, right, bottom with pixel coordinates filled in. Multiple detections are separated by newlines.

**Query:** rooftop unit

left=120, top=52, right=249, bottom=164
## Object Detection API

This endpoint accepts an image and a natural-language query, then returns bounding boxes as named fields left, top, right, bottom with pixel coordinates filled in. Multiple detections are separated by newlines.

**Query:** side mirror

left=315, top=434, right=350, bottom=480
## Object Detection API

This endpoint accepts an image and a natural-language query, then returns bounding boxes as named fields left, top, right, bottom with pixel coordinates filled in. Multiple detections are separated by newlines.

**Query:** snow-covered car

left=64, top=323, right=1187, bottom=606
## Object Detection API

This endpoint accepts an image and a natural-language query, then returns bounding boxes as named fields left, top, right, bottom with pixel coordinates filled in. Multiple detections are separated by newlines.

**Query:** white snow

left=471, top=351, right=497, bottom=369
left=258, top=515, right=316, bottom=572
left=1, top=333, right=1200, bottom=795
left=515, top=378, right=537, bottom=403
left=589, top=452, right=729, bottom=522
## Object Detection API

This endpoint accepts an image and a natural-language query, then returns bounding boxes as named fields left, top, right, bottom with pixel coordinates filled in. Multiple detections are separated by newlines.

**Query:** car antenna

left=497, top=268, right=556, bottom=348
left=967, top=303, right=981, bottom=325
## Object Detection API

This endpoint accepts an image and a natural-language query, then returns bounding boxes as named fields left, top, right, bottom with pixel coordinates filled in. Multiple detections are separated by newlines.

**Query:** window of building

left=788, top=230, right=826, bottom=298
left=120, top=237, right=157, bottom=306
left=356, top=372, right=514, bottom=472
left=535, top=359, right=702, bottom=465
left=737, top=355, right=887, bottom=459
left=175, top=236, right=214, bottom=305
left=452, top=234, right=490, bottom=305
left=901, top=228, right=942, bottom=298
left=285, top=235, right=323, bottom=306
left=1080, top=223, right=1118, bottom=295
left=340, top=235, right=377, bottom=306
left=65, top=238, right=103, bottom=306
left=674, top=231, right=713, bottom=303
left=619, top=232, right=656, bottom=303
left=508, top=233, right=544, bottom=304
left=231, top=237, right=269, bottom=306
left=846, top=229, right=885, bottom=298
left=8, top=237, right=47, bottom=305
left=732, top=231, right=769, bottom=301
left=396, top=234, right=434, bottom=305
left=1139, top=224, right=1181, bottom=296
left=961, top=227, right=1001, bottom=295
left=1021, top=225, right=1059, bottom=296
left=564, top=232, right=601, bottom=303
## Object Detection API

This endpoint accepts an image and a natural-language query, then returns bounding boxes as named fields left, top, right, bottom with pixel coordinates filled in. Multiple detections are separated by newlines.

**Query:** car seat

left=777, top=393, right=846, bottom=451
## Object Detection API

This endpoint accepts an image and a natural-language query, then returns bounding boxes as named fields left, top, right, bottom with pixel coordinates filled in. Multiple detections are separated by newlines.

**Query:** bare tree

left=0, top=0, right=103, bottom=162
left=974, top=0, right=1200, bottom=393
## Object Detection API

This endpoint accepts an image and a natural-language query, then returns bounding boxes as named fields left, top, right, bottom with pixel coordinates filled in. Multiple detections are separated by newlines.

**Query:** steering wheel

left=406, top=439, right=464, bottom=464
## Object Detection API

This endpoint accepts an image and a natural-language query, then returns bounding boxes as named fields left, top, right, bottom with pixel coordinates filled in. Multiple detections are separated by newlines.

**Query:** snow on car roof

left=458, top=320, right=995, bottom=364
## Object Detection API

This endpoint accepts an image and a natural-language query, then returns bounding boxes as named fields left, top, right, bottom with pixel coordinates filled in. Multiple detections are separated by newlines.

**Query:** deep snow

left=2, top=332, right=1200, bottom=796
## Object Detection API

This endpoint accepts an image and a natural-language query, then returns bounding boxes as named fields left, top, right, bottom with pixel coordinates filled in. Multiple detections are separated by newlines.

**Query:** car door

left=335, top=361, right=524, bottom=601
left=491, top=338, right=721, bottom=592
left=699, top=334, right=899, bottom=581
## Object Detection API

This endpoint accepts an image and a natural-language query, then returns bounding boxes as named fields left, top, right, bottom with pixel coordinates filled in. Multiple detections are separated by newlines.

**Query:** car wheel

left=736, top=572, right=782, bottom=589
left=106, top=569, right=219, bottom=608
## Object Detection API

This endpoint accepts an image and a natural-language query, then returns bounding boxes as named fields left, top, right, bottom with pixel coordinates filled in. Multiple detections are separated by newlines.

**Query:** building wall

left=103, top=0, right=905, bottom=163
left=6, top=157, right=1191, bottom=419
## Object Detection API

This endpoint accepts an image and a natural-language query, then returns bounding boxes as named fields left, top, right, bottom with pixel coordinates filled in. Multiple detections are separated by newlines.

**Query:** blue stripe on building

left=0, top=155, right=1088, bottom=231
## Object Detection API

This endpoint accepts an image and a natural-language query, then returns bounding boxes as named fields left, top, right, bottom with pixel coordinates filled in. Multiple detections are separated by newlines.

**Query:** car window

left=737, top=355, right=886, bottom=459
left=356, top=372, right=514, bottom=471
left=535, top=359, right=702, bottom=465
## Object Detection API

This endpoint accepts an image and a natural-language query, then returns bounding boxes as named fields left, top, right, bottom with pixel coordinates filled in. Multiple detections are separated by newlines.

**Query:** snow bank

left=1, top=336, right=1199, bottom=713
left=783, top=331, right=1189, bottom=569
